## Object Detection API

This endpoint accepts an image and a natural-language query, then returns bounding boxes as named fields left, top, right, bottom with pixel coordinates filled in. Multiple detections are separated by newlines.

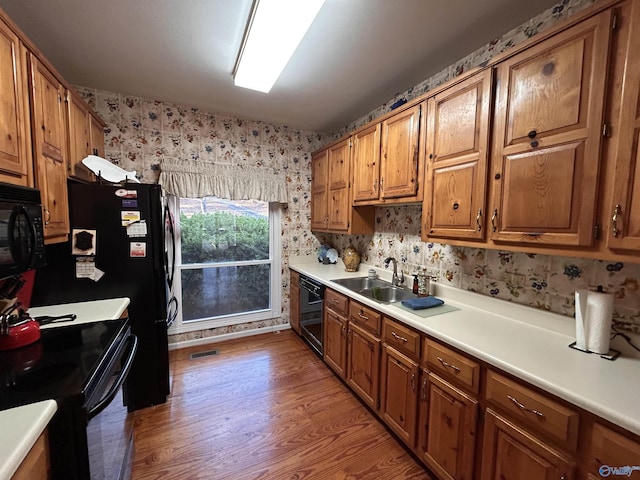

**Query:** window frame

left=168, top=197, right=282, bottom=334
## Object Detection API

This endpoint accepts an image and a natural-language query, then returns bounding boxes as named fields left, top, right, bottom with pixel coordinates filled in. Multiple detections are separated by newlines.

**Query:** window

left=170, top=196, right=281, bottom=332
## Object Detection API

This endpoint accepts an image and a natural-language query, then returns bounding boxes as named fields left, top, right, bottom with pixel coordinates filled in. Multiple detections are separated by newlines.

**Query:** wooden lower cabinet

left=12, top=428, right=50, bottom=480
left=480, top=409, right=576, bottom=480
left=586, top=423, right=640, bottom=479
left=289, top=271, right=300, bottom=335
left=346, top=322, right=380, bottom=411
left=380, top=344, right=419, bottom=447
left=417, top=371, right=477, bottom=480
left=323, top=307, right=348, bottom=378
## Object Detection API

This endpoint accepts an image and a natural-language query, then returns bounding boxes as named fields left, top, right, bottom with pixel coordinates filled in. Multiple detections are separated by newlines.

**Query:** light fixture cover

left=234, top=0, right=326, bottom=93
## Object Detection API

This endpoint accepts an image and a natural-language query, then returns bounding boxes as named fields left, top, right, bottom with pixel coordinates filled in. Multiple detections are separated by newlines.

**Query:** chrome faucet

left=383, top=257, right=404, bottom=286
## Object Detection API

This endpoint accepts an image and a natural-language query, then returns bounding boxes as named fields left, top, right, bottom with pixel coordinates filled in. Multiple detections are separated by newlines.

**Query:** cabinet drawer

left=424, top=339, right=480, bottom=393
left=485, top=370, right=579, bottom=449
left=383, top=317, right=420, bottom=360
left=349, top=301, right=381, bottom=335
left=325, top=289, right=348, bottom=317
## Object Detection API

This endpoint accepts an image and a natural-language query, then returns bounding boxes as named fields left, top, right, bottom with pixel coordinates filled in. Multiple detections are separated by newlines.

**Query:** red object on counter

left=0, top=319, right=41, bottom=351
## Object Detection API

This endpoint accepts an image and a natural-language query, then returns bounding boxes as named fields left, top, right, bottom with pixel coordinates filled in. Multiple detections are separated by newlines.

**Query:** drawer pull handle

left=391, top=331, right=408, bottom=343
left=437, top=356, right=460, bottom=372
left=332, top=298, right=340, bottom=304
left=507, top=395, right=545, bottom=418
left=358, top=311, right=369, bottom=320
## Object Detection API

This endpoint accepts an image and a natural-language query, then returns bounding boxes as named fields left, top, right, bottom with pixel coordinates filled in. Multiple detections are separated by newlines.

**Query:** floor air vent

left=190, top=349, right=218, bottom=360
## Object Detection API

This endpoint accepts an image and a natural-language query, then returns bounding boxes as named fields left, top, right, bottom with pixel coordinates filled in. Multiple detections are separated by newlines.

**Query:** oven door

left=86, top=333, right=138, bottom=480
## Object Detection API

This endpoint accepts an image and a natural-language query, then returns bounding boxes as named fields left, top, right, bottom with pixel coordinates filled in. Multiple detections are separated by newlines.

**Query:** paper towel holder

left=568, top=341, right=620, bottom=361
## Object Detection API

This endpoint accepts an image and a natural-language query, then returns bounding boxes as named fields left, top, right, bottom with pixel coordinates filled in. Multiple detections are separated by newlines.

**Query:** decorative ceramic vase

left=343, top=245, right=361, bottom=272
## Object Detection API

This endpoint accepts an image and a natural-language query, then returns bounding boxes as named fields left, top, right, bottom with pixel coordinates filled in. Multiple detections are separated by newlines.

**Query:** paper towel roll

left=575, top=289, right=613, bottom=354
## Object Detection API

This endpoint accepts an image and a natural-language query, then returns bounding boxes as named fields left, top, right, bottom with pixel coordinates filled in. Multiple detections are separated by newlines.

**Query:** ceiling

left=0, top=0, right=559, bottom=133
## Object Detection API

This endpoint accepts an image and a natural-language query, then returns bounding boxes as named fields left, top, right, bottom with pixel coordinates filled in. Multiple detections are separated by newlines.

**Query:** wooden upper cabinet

left=0, top=18, right=30, bottom=184
left=29, top=52, right=69, bottom=242
left=89, top=112, right=105, bottom=158
left=607, top=1, right=640, bottom=252
left=352, top=123, right=381, bottom=203
left=327, top=138, right=350, bottom=232
left=490, top=10, right=612, bottom=247
left=423, top=69, right=493, bottom=242
left=66, top=89, right=94, bottom=182
left=381, top=103, right=423, bottom=200
left=311, top=149, right=329, bottom=231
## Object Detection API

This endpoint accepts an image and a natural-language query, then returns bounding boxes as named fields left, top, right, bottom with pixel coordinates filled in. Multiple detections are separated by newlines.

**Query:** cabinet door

left=0, top=20, right=30, bottom=182
left=352, top=124, right=381, bottom=202
left=29, top=53, right=69, bottom=242
left=587, top=424, right=640, bottom=479
left=380, top=344, right=419, bottom=447
left=346, top=322, right=380, bottom=411
left=381, top=104, right=421, bottom=199
left=66, top=90, right=93, bottom=182
left=607, top=1, right=640, bottom=251
left=311, top=149, right=329, bottom=231
left=423, top=69, right=492, bottom=241
left=327, top=139, right=350, bottom=232
left=290, top=271, right=300, bottom=335
left=418, top=372, right=477, bottom=480
left=480, top=409, right=575, bottom=480
left=490, top=11, right=612, bottom=247
left=89, top=112, right=105, bottom=158
left=323, top=308, right=347, bottom=378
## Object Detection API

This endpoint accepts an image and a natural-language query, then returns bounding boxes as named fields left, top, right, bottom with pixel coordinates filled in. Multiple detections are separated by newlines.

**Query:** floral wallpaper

left=76, top=87, right=323, bottom=345
left=78, top=0, right=639, bottom=345
left=330, top=205, right=640, bottom=333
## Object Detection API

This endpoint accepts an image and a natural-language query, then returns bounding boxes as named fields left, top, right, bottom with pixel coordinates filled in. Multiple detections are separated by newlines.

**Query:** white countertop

left=29, top=297, right=130, bottom=329
left=289, top=256, right=640, bottom=436
left=0, top=400, right=57, bottom=480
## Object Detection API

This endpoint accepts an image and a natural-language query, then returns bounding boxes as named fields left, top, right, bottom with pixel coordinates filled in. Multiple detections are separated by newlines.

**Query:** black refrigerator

left=31, top=181, right=171, bottom=411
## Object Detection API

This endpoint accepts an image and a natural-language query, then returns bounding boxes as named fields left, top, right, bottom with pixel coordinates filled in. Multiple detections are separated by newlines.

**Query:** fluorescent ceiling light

left=233, top=0, right=326, bottom=93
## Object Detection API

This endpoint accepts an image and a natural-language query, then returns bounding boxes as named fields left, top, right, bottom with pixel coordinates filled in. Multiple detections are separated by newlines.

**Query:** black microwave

left=0, top=182, right=46, bottom=281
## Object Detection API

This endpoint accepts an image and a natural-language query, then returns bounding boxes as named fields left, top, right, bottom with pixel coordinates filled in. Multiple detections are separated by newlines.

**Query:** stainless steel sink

left=359, top=286, right=416, bottom=304
left=331, top=276, right=389, bottom=291
left=331, top=276, right=417, bottom=304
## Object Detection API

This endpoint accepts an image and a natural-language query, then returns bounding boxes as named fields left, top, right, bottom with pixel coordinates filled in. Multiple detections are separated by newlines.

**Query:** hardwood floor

left=131, top=330, right=433, bottom=479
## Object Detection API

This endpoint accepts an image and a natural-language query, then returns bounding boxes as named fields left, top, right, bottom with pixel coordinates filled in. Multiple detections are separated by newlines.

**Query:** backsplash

left=328, top=205, right=640, bottom=333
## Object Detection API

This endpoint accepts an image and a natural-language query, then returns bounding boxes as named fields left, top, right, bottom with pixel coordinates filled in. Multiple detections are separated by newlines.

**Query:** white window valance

left=159, top=158, right=288, bottom=203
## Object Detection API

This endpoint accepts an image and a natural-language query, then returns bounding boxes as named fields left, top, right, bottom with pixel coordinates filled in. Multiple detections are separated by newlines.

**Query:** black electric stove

left=0, top=320, right=129, bottom=409
left=0, top=319, right=136, bottom=479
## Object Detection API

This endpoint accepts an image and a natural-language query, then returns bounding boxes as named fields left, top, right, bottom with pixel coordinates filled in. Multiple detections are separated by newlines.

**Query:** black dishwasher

left=299, top=275, right=324, bottom=356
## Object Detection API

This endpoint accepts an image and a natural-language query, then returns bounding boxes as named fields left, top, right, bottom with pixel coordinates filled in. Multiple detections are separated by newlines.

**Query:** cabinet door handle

left=491, top=209, right=498, bottom=232
left=507, top=395, right=545, bottom=418
left=476, top=208, right=482, bottom=231
left=421, top=376, right=428, bottom=400
left=44, top=208, right=51, bottom=226
left=437, top=356, right=460, bottom=372
left=612, top=204, right=621, bottom=238
left=391, top=331, right=408, bottom=343
left=373, top=179, right=378, bottom=194
left=411, top=372, right=416, bottom=392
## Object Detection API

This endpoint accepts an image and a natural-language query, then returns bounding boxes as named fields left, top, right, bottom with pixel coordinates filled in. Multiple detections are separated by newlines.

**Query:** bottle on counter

left=412, top=275, right=419, bottom=294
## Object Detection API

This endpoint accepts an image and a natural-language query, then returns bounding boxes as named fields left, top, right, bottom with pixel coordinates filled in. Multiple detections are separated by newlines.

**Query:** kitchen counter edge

left=289, top=257, right=640, bottom=437
left=0, top=399, right=57, bottom=480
